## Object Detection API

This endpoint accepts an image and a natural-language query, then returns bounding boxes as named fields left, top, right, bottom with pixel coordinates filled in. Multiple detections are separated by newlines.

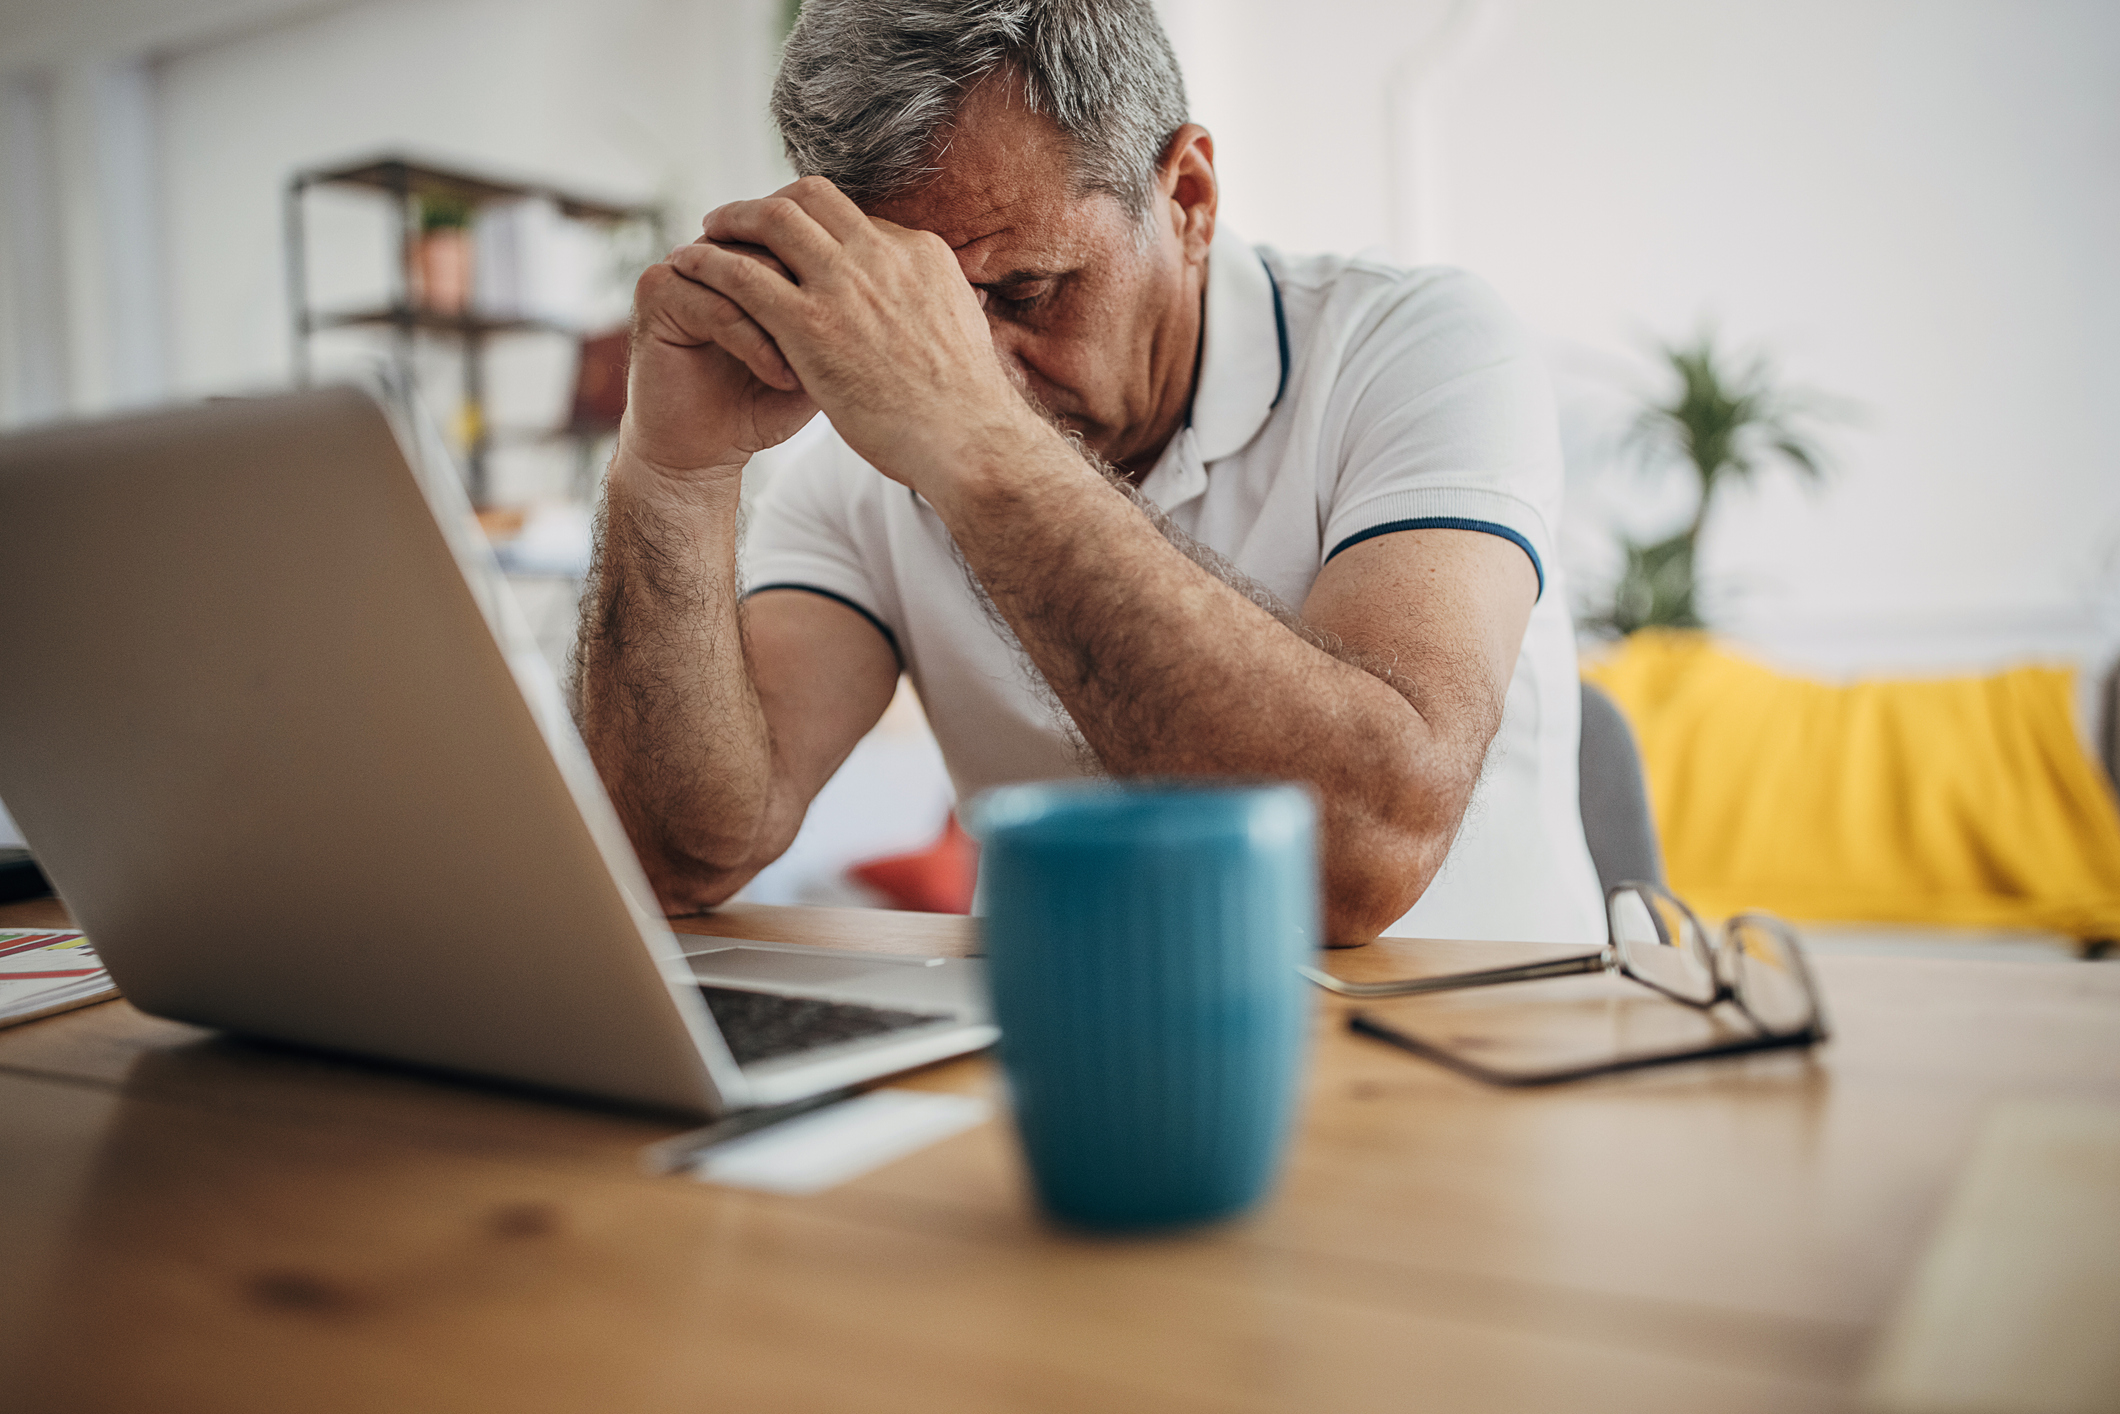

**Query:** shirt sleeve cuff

left=742, top=553, right=902, bottom=663
left=1322, top=488, right=1553, bottom=600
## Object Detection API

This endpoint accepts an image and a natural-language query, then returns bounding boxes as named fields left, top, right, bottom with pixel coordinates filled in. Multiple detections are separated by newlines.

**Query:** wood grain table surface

left=2, top=893, right=2117, bottom=1413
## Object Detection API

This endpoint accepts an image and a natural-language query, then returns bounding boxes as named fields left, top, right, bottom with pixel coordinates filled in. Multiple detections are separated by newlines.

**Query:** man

left=576, top=0, right=1603, bottom=948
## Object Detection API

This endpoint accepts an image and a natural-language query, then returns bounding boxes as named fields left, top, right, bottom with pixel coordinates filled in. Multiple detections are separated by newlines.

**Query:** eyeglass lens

left=1724, top=916, right=1814, bottom=1034
left=1608, top=885, right=1718, bottom=1005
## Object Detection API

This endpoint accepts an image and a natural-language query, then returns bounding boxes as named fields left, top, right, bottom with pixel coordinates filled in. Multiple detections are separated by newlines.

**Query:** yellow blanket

left=1584, top=632, right=2120, bottom=939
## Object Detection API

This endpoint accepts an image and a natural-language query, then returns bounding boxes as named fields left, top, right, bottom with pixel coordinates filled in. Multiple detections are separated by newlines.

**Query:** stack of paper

left=0, top=929, right=116, bottom=1028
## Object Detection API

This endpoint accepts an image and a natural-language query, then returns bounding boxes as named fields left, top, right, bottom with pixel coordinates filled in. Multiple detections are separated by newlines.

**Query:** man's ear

left=1160, top=123, right=1217, bottom=263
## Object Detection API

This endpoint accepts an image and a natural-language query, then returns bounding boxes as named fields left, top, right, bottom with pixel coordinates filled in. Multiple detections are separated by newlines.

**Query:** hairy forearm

left=573, top=453, right=780, bottom=908
left=932, top=429, right=1493, bottom=944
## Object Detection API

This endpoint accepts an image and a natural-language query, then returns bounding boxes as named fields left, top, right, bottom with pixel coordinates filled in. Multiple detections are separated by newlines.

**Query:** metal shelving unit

left=284, top=155, right=662, bottom=505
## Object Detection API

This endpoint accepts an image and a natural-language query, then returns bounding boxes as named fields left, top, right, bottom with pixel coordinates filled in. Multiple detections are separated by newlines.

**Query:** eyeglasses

left=1299, top=882, right=1830, bottom=1086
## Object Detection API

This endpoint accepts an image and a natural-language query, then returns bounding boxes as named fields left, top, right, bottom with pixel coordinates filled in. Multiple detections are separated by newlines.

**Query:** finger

left=668, top=241, right=798, bottom=319
left=686, top=234, right=795, bottom=283
left=636, top=263, right=801, bottom=391
left=698, top=194, right=840, bottom=285
left=770, top=174, right=875, bottom=245
left=867, top=215, right=972, bottom=286
left=679, top=225, right=809, bottom=300
left=668, top=240, right=814, bottom=357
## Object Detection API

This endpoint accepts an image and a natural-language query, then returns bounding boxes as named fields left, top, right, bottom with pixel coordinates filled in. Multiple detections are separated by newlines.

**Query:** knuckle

left=724, top=254, right=773, bottom=291
left=635, top=262, right=677, bottom=299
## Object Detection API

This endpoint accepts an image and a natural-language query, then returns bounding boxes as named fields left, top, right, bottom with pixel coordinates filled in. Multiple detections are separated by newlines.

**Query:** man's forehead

left=896, top=190, right=1075, bottom=277
left=864, top=80, right=1107, bottom=276
left=879, top=177, right=1049, bottom=248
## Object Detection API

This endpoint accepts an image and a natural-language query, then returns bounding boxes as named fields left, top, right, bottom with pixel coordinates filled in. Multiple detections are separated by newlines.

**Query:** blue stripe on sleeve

left=1325, top=517, right=1545, bottom=600
left=745, top=583, right=904, bottom=665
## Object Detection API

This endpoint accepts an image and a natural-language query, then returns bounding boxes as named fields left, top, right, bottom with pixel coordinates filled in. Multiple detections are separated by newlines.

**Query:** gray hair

left=770, top=0, right=1190, bottom=218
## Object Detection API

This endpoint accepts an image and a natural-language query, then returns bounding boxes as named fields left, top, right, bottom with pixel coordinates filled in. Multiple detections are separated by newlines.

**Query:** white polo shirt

left=744, top=227, right=1605, bottom=945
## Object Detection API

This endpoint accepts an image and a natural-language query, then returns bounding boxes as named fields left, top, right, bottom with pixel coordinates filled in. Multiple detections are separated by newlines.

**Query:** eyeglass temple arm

left=1299, top=949, right=1608, bottom=999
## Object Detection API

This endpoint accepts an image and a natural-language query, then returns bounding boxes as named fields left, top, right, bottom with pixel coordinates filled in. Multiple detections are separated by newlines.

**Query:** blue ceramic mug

left=965, top=780, right=1317, bottom=1230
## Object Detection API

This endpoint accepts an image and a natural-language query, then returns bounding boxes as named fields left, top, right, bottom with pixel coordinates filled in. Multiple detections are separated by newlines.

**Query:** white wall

left=0, top=69, right=70, bottom=424
left=1164, top=0, right=2120, bottom=675
left=0, top=0, right=360, bottom=424
left=0, top=58, right=172, bottom=423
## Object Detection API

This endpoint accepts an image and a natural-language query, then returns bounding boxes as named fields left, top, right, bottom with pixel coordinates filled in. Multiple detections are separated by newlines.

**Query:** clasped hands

left=624, top=175, right=1045, bottom=505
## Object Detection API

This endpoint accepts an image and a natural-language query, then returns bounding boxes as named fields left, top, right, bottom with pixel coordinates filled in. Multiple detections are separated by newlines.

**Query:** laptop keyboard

left=698, top=985, right=953, bottom=1067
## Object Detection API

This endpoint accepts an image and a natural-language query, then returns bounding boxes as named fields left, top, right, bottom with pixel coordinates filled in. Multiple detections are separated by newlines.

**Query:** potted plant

left=1589, top=330, right=1844, bottom=635
left=412, top=191, right=475, bottom=316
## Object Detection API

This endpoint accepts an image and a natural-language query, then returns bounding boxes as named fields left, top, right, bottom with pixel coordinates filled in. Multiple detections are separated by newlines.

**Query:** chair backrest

left=1579, top=680, right=1666, bottom=894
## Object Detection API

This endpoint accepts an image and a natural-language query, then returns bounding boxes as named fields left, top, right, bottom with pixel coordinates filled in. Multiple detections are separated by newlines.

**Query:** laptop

left=0, top=385, right=995, bottom=1118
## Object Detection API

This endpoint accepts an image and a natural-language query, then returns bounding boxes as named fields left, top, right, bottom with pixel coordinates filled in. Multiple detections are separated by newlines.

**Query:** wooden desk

left=2, top=894, right=2116, bottom=1413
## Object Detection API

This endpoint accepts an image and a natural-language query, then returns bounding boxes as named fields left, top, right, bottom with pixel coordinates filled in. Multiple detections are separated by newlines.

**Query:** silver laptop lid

left=0, top=387, right=746, bottom=1116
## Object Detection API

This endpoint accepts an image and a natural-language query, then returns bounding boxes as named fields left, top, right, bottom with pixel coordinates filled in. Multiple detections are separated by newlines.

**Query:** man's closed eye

left=983, top=280, right=1056, bottom=316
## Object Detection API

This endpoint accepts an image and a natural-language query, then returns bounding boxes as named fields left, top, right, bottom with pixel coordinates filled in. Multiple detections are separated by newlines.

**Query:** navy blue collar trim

left=1186, top=252, right=1293, bottom=433
left=1266, top=263, right=1290, bottom=409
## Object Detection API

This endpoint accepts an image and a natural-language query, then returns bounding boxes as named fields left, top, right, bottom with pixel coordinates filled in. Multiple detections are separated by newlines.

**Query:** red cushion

left=849, top=813, right=978, bottom=914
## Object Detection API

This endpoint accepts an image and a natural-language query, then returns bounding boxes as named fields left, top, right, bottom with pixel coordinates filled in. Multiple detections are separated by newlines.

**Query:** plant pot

left=413, top=228, right=473, bottom=316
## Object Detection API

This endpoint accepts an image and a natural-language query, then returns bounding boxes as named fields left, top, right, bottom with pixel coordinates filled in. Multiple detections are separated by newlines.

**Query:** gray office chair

left=1578, top=680, right=1665, bottom=895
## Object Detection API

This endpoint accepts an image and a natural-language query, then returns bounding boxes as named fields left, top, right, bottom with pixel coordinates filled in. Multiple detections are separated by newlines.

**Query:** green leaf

left=1587, top=324, right=1856, bottom=634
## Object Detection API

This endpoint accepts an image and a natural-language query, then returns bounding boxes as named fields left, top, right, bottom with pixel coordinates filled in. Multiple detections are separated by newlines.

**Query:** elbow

left=623, top=802, right=797, bottom=918
left=1321, top=830, right=1451, bottom=947
left=641, top=851, right=749, bottom=916
left=1317, top=777, right=1469, bottom=947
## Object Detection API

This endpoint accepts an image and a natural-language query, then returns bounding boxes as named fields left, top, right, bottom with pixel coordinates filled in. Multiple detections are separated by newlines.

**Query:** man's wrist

left=606, top=440, right=748, bottom=513
left=915, top=405, right=1092, bottom=524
